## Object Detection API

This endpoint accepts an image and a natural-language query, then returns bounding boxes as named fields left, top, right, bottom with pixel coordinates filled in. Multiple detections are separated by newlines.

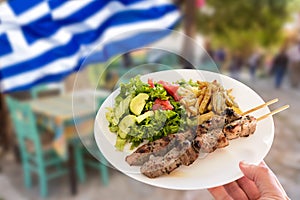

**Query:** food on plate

left=130, top=93, right=149, bottom=115
left=104, top=75, right=288, bottom=179
left=106, top=76, right=189, bottom=151
left=127, top=104, right=288, bottom=178
left=105, top=76, right=240, bottom=151
left=126, top=108, right=258, bottom=178
left=126, top=129, right=195, bottom=166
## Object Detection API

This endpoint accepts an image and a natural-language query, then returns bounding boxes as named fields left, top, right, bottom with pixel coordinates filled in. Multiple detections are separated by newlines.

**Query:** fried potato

left=207, top=100, right=212, bottom=111
left=225, top=89, right=238, bottom=107
left=231, top=106, right=243, bottom=115
left=198, top=111, right=214, bottom=124
left=197, top=81, right=208, bottom=89
left=197, top=86, right=207, bottom=108
left=191, top=86, right=201, bottom=97
left=199, top=85, right=212, bottom=114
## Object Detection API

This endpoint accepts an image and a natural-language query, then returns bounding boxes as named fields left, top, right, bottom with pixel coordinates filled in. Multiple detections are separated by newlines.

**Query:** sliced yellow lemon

left=129, top=93, right=149, bottom=115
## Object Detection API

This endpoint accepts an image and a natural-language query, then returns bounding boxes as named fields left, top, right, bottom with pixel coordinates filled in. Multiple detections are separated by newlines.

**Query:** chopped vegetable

left=158, top=80, right=181, bottom=101
left=136, top=111, right=154, bottom=123
left=152, top=99, right=174, bottom=111
left=148, top=78, right=155, bottom=88
left=130, top=93, right=149, bottom=115
left=118, top=115, right=136, bottom=138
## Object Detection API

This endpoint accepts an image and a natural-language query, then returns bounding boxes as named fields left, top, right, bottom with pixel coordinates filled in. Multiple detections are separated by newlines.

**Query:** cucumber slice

left=118, top=115, right=136, bottom=138
left=115, top=136, right=126, bottom=151
left=136, top=111, right=154, bottom=123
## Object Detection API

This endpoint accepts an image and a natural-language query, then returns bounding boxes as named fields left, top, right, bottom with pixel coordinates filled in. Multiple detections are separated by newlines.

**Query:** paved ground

left=1, top=72, right=299, bottom=200
left=241, top=75, right=300, bottom=200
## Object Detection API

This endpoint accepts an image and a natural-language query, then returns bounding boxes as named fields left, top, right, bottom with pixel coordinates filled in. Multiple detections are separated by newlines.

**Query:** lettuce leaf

left=105, top=75, right=198, bottom=150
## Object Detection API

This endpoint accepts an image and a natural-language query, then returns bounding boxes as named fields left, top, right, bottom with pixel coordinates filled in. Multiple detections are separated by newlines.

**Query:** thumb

left=239, top=161, right=280, bottom=195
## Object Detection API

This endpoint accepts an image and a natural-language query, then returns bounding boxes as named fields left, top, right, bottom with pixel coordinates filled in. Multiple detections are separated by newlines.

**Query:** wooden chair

left=5, top=96, right=68, bottom=197
left=30, top=82, right=64, bottom=99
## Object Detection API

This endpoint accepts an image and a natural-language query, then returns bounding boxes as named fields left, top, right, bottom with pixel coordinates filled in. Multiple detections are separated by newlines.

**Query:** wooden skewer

left=242, top=98, right=278, bottom=116
left=257, top=105, right=289, bottom=121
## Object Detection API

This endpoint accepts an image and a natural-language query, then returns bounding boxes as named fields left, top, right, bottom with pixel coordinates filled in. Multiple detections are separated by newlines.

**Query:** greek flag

left=0, top=0, right=180, bottom=92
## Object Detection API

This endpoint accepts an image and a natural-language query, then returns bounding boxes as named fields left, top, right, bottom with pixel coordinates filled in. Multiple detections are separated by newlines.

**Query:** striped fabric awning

left=0, top=0, right=181, bottom=92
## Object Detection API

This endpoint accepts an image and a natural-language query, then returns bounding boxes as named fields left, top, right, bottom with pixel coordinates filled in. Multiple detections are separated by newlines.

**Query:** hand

left=208, top=161, right=289, bottom=200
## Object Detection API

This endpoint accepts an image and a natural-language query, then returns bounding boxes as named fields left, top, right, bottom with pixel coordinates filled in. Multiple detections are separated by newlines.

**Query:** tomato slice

left=158, top=80, right=181, bottom=101
left=148, top=78, right=155, bottom=88
left=152, top=99, right=174, bottom=110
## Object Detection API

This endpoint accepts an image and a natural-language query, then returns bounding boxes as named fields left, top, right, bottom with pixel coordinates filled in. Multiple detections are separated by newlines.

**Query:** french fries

left=179, top=80, right=240, bottom=120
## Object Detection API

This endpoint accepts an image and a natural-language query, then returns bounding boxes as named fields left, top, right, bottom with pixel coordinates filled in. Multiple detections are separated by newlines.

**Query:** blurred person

left=264, top=53, right=274, bottom=76
left=215, top=47, right=226, bottom=71
left=208, top=161, right=290, bottom=200
left=286, top=37, right=300, bottom=88
left=122, top=52, right=133, bottom=68
left=229, top=52, right=243, bottom=81
left=271, top=46, right=289, bottom=89
left=201, top=40, right=215, bottom=64
left=104, top=70, right=119, bottom=91
left=204, top=40, right=214, bottom=59
left=199, top=40, right=217, bottom=71
left=247, top=51, right=262, bottom=81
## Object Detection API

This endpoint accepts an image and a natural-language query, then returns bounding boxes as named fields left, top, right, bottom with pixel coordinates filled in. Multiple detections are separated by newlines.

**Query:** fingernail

left=240, top=161, right=250, bottom=167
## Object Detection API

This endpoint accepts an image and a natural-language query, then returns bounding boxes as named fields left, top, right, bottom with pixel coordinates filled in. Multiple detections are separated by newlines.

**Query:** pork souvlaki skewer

left=138, top=105, right=289, bottom=178
left=126, top=107, right=240, bottom=166
left=128, top=108, right=245, bottom=177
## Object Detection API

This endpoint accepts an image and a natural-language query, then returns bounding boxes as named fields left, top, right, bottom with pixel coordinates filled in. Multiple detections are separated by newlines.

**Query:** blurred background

left=0, top=0, right=300, bottom=199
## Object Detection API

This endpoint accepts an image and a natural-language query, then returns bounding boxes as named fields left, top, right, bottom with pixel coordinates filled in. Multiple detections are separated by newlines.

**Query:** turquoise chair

left=6, top=96, right=68, bottom=197
left=74, top=136, right=109, bottom=186
left=74, top=96, right=109, bottom=186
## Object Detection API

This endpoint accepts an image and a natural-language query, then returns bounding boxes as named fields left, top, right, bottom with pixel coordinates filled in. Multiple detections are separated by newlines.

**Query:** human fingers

left=239, top=161, right=286, bottom=199
left=208, top=186, right=233, bottom=200
left=236, top=176, right=260, bottom=200
left=223, top=181, right=249, bottom=200
left=259, top=161, right=289, bottom=199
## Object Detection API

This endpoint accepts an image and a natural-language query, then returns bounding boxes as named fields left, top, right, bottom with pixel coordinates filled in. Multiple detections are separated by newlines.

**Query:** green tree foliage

left=196, top=0, right=289, bottom=53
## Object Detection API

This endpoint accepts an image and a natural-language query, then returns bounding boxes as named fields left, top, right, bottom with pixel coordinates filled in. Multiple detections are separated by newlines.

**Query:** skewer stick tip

left=257, top=105, right=289, bottom=121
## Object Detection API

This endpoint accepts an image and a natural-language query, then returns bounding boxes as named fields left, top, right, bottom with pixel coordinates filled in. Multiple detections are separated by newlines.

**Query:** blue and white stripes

left=0, top=0, right=180, bottom=92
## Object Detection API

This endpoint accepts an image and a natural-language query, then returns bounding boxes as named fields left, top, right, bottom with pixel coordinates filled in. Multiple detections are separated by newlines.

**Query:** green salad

left=105, top=76, right=197, bottom=151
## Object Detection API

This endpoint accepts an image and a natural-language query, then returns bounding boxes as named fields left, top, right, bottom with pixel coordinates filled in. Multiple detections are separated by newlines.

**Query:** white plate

left=94, top=69, right=274, bottom=190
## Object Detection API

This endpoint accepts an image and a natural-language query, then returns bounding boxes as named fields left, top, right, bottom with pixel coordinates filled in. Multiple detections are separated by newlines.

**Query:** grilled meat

left=194, top=113, right=256, bottom=154
left=140, top=148, right=183, bottom=178
left=126, top=130, right=195, bottom=166
left=193, top=128, right=229, bottom=153
left=127, top=109, right=257, bottom=178
left=223, top=107, right=242, bottom=124
left=179, top=141, right=199, bottom=166
left=224, top=115, right=257, bottom=139
left=141, top=140, right=199, bottom=178
left=125, top=134, right=177, bottom=166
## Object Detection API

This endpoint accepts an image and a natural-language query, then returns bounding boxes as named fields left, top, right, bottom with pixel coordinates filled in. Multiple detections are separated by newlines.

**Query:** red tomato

left=157, top=80, right=181, bottom=101
left=152, top=99, right=174, bottom=110
left=148, top=78, right=155, bottom=88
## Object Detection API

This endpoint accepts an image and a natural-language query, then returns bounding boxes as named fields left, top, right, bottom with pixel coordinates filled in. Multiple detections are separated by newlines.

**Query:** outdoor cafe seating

left=4, top=79, right=111, bottom=197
